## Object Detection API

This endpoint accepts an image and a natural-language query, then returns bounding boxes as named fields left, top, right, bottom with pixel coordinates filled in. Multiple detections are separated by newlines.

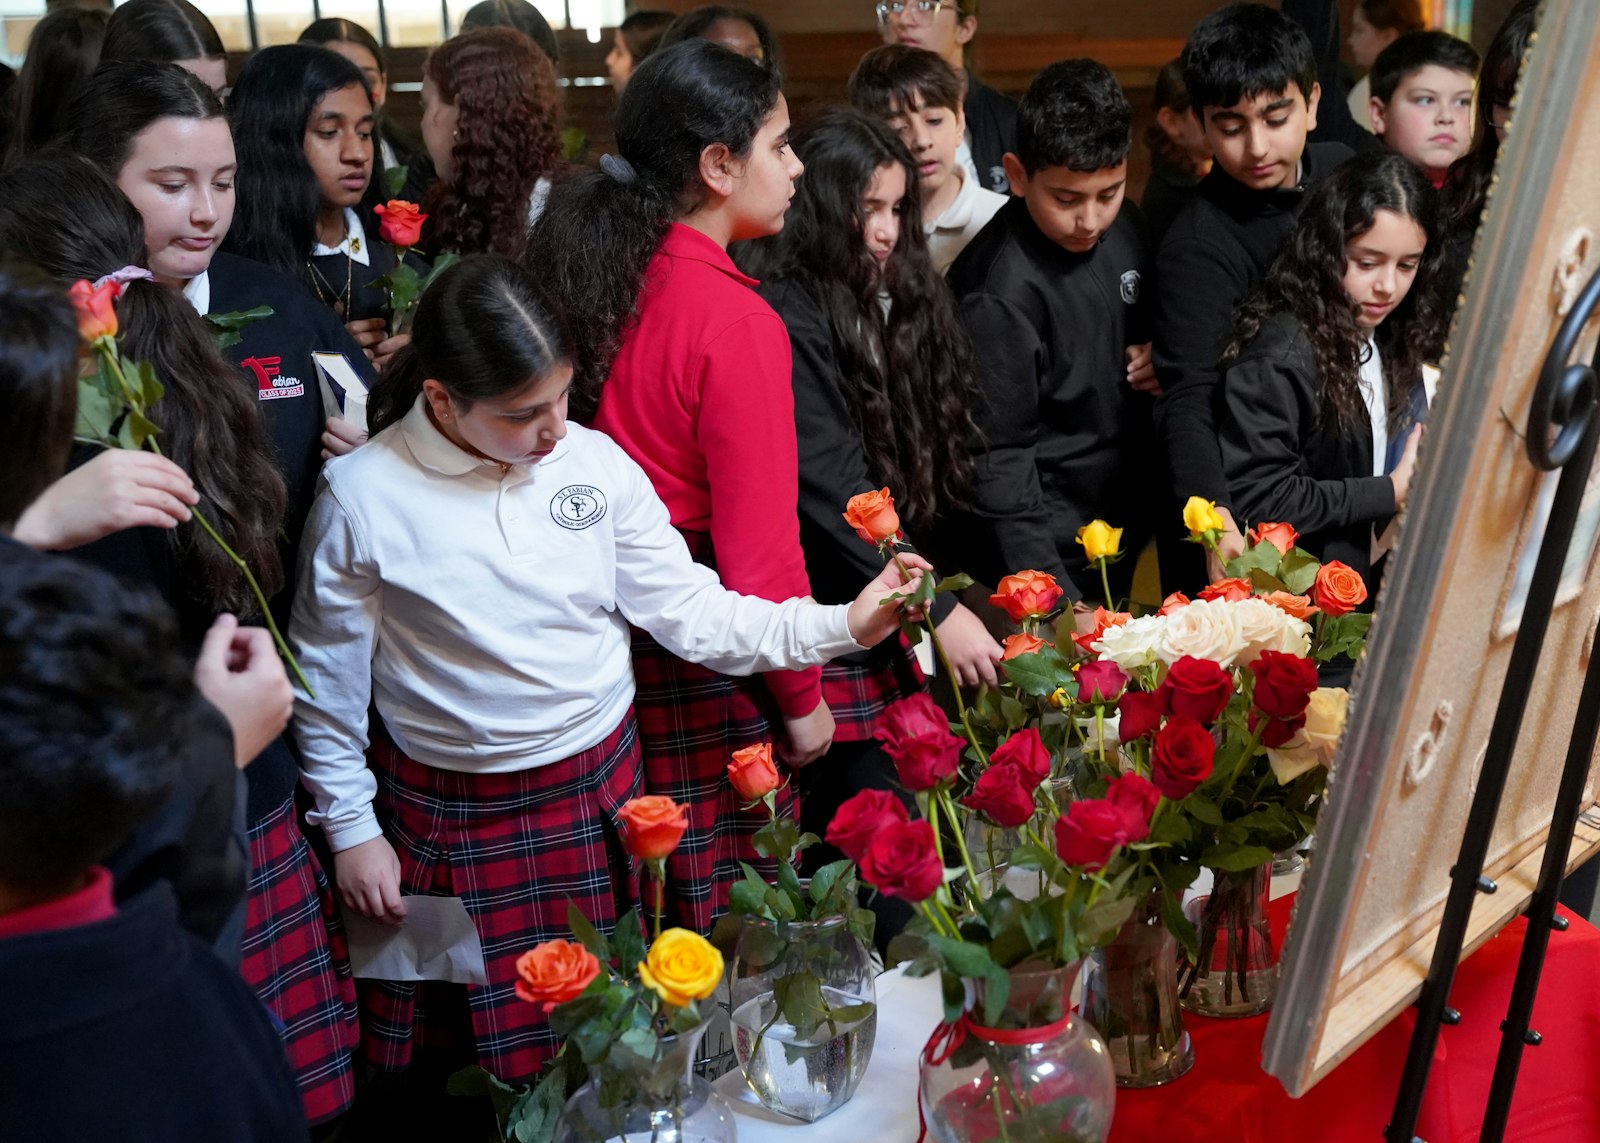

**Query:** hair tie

left=599, top=153, right=638, bottom=185
left=92, top=265, right=156, bottom=291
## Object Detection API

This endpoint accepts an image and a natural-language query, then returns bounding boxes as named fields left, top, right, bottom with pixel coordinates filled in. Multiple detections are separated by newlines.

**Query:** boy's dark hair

left=1014, top=58, right=1131, bottom=174
left=1182, top=3, right=1317, bottom=118
left=1370, top=30, right=1480, bottom=104
left=1358, top=0, right=1426, bottom=35
left=0, top=258, right=80, bottom=528
left=848, top=43, right=963, bottom=120
left=0, top=544, right=193, bottom=896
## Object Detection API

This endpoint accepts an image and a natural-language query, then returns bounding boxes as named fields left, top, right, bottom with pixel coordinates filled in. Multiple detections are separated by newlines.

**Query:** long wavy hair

left=0, top=152, right=287, bottom=615
left=1440, top=0, right=1538, bottom=238
left=66, top=61, right=224, bottom=183
left=523, top=38, right=780, bottom=418
left=1224, top=150, right=1446, bottom=435
left=739, top=108, right=978, bottom=532
left=4, top=8, right=108, bottom=168
left=223, top=44, right=380, bottom=287
left=367, top=255, right=570, bottom=437
left=422, top=28, right=563, bottom=258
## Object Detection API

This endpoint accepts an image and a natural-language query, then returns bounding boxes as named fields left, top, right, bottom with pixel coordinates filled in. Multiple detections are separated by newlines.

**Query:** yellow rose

left=1076, top=519, right=1123, bottom=563
left=638, top=928, right=723, bottom=1008
left=1267, top=687, right=1350, bottom=784
left=1182, top=496, right=1226, bottom=538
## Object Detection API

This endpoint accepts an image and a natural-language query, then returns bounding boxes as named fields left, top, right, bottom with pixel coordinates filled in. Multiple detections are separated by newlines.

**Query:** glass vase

left=1180, top=863, right=1278, bottom=1018
left=552, top=1017, right=736, bottom=1143
left=1080, top=894, right=1195, bottom=1088
left=728, top=913, right=876, bottom=1122
left=919, top=962, right=1116, bottom=1143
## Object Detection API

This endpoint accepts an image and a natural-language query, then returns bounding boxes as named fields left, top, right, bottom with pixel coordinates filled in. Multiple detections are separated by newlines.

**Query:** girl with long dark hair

left=1219, top=150, right=1444, bottom=587
left=293, top=254, right=921, bottom=1082
left=299, top=17, right=415, bottom=173
left=524, top=38, right=816, bottom=935
left=100, top=0, right=227, bottom=93
left=606, top=9, right=675, bottom=92
left=225, top=44, right=420, bottom=369
left=0, top=150, right=361, bottom=1127
left=737, top=107, right=999, bottom=925
left=418, top=27, right=564, bottom=257
left=4, top=7, right=108, bottom=167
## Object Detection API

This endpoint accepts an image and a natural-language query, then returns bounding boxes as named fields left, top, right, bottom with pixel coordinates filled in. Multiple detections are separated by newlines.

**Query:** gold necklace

left=307, top=219, right=354, bottom=318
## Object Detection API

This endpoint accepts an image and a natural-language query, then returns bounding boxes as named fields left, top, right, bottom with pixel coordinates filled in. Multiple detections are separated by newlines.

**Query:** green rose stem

left=91, top=337, right=314, bottom=697
left=646, top=856, right=666, bottom=939
left=930, top=787, right=982, bottom=898
left=1098, top=557, right=1115, bottom=613
left=887, top=549, right=989, bottom=767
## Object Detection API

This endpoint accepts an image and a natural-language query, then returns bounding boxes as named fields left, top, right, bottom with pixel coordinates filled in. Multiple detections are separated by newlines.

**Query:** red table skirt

left=1108, top=897, right=1600, bottom=1143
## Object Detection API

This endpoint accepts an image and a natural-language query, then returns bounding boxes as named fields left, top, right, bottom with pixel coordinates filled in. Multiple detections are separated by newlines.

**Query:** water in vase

left=731, top=989, right=876, bottom=1122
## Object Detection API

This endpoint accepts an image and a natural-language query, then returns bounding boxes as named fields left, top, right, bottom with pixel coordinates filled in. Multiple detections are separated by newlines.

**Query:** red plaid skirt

left=241, top=794, right=359, bottom=1125
left=361, top=714, right=644, bottom=1085
left=821, top=636, right=927, bottom=743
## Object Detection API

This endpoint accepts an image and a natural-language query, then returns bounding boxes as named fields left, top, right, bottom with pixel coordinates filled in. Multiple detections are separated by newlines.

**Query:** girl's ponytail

left=366, top=344, right=427, bottom=437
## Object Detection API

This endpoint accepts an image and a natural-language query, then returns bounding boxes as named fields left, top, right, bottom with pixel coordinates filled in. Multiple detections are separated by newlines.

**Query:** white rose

left=1267, top=687, right=1350, bottom=783
left=1094, top=614, right=1166, bottom=672
left=1233, top=597, right=1312, bottom=665
left=1156, top=597, right=1246, bottom=667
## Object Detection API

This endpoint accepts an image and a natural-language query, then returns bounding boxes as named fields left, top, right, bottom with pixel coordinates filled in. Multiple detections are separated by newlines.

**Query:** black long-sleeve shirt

left=948, top=196, right=1156, bottom=600
left=964, top=72, right=1018, bottom=196
left=1281, top=0, right=1380, bottom=154
left=1152, top=140, right=1351, bottom=510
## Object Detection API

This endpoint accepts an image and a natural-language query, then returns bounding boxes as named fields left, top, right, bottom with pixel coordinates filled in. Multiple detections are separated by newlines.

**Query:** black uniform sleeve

left=1153, top=231, right=1241, bottom=508
left=1219, top=351, right=1396, bottom=533
left=960, top=291, right=1073, bottom=591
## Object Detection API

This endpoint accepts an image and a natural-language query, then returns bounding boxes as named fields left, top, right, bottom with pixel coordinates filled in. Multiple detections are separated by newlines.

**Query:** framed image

left=1263, top=0, right=1600, bottom=1096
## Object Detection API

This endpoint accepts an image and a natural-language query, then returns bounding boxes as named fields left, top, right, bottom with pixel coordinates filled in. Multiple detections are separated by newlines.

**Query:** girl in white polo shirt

left=289, top=254, right=925, bottom=1085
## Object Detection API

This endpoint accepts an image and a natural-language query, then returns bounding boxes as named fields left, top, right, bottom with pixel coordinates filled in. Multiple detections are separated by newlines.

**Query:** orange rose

left=1313, top=561, right=1368, bottom=617
left=68, top=278, right=120, bottom=342
left=1071, top=606, right=1130, bottom=654
left=1000, top=632, right=1048, bottom=660
left=1157, top=591, right=1191, bottom=616
left=1198, top=577, right=1252, bottom=603
left=1263, top=590, right=1319, bottom=620
left=374, top=199, right=428, bottom=248
left=726, top=743, right=780, bottom=801
left=617, top=795, right=688, bottom=860
left=842, top=487, right=902, bottom=546
left=989, top=570, right=1064, bottom=623
left=514, top=940, right=601, bottom=1013
left=1248, top=522, right=1300, bottom=554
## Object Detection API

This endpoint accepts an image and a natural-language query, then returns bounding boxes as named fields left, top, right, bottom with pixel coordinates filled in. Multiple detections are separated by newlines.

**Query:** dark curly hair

left=738, top=108, right=978, bottom=533
left=522, top=39, right=780, bottom=417
left=1224, top=150, right=1446, bottom=435
left=1016, top=58, right=1131, bottom=174
left=423, top=27, right=563, bottom=258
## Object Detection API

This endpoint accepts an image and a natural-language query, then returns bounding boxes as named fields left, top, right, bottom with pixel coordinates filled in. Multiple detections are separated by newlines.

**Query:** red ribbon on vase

left=917, top=1009, right=1078, bottom=1141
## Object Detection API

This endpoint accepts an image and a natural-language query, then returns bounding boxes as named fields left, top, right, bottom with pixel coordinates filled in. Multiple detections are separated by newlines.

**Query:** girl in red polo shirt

left=527, top=39, right=816, bottom=935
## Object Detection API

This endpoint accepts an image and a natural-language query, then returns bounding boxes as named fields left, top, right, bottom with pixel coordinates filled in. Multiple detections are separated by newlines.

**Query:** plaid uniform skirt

left=360, top=714, right=644, bottom=1085
left=821, top=635, right=927, bottom=743
left=628, top=529, right=799, bottom=936
left=241, top=794, right=359, bottom=1125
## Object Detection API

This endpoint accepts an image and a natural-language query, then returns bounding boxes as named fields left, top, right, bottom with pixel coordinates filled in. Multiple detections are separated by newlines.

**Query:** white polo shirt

left=925, top=168, right=1008, bottom=275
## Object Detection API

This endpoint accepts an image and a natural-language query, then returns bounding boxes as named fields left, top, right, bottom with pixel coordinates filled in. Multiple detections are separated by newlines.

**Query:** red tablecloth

left=1108, top=898, right=1600, bottom=1143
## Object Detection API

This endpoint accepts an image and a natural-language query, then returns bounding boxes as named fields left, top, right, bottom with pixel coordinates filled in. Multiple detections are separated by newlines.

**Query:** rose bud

left=1248, top=521, right=1300, bottom=554
left=859, top=819, right=945, bottom=902
left=825, top=789, right=909, bottom=863
left=1075, top=519, right=1123, bottom=563
left=1182, top=496, right=1226, bottom=539
left=1076, top=659, right=1128, bottom=705
left=1157, top=591, right=1192, bottom=616
left=962, top=762, right=1036, bottom=829
left=842, top=487, right=902, bottom=546
left=68, top=278, right=121, bottom=342
left=1150, top=717, right=1216, bottom=799
left=989, top=570, right=1065, bottom=623
left=1313, top=561, right=1368, bottom=617
left=726, top=742, right=780, bottom=801
left=617, top=795, right=689, bottom=860
left=988, top=726, right=1051, bottom=787
left=1160, top=655, right=1234, bottom=723
left=374, top=199, right=428, bottom=248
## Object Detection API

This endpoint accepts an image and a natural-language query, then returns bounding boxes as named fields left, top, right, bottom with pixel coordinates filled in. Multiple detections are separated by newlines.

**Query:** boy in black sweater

left=1153, top=3, right=1352, bottom=583
left=948, top=59, right=1157, bottom=620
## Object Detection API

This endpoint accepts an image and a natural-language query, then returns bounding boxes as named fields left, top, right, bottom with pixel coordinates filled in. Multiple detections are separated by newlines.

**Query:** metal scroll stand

left=1385, top=264, right=1600, bottom=1143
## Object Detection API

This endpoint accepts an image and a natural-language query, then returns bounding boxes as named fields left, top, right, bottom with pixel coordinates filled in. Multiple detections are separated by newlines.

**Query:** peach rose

left=1071, top=606, right=1130, bottom=654
left=1198, top=577, right=1252, bottom=603
left=1001, top=632, right=1048, bottom=660
left=374, top=199, right=428, bottom=247
left=989, top=570, right=1065, bottom=623
left=1248, top=521, right=1300, bottom=554
left=1313, top=561, right=1368, bottom=618
left=68, top=278, right=120, bottom=342
left=726, top=743, right=780, bottom=801
left=617, top=795, right=688, bottom=860
left=514, top=940, right=602, bottom=1012
left=1157, top=591, right=1191, bottom=616
left=842, top=487, right=902, bottom=546
left=1263, top=590, right=1318, bottom=620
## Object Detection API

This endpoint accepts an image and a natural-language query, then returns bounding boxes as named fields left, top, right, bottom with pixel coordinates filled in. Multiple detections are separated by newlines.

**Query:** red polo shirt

left=0, top=867, right=116, bottom=939
left=593, top=223, right=820, bottom=718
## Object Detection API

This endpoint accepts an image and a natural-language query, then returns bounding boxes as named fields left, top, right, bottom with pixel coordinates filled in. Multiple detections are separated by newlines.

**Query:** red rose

left=962, top=763, right=1036, bottom=828
left=1160, top=656, right=1234, bottom=723
left=1198, top=577, right=1253, bottom=603
left=1248, top=522, right=1300, bottom=554
left=1251, top=650, right=1319, bottom=721
left=1076, top=660, right=1128, bottom=704
left=988, top=727, right=1050, bottom=787
left=1055, top=800, right=1135, bottom=870
left=1157, top=592, right=1192, bottom=616
left=1313, top=560, right=1368, bottom=617
left=877, top=694, right=965, bottom=790
left=1104, top=773, right=1159, bottom=842
left=1150, top=717, right=1216, bottom=799
left=1251, top=709, right=1307, bottom=748
left=1117, top=688, right=1168, bottom=741
left=989, top=570, right=1065, bottom=623
left=374, top=199, right=428, bottom=248
left=859, top=819, right=944, bottom=901
left=825, top=789, right=909, bottom=863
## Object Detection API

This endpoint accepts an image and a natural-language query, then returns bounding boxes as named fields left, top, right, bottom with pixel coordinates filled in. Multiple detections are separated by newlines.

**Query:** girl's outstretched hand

left=847, top=553, right=933, bottom=646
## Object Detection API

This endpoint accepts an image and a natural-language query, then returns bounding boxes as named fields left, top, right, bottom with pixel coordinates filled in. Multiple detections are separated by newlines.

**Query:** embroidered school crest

left=550, top=484, right=608, bottom=530
left=1119, top=270, right=1141, bottom=305
left=241, top=355, right=305, bottom=400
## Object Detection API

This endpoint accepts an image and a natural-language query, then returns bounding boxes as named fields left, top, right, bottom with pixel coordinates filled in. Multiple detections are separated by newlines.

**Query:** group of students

left=0, top=0, right=1544, bottom=1138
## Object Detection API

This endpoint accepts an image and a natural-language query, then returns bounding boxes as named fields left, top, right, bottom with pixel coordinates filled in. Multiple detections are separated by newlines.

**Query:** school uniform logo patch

left=241, top=355, right=305, bottom=400
left=1119, top=270, right=1141, bottom=305
left=551, top=484, right=608, bottom=530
